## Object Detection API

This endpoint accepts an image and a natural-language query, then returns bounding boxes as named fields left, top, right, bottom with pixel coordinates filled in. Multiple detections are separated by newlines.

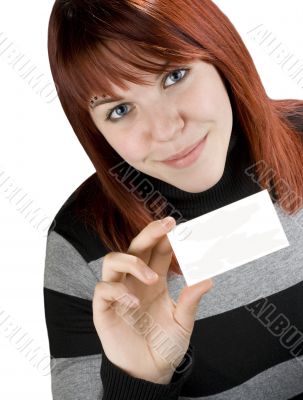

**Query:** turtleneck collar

left=135, top=126, right=264, bottom=221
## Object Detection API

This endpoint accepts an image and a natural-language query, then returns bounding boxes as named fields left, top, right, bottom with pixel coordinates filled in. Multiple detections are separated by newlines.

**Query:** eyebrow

left=91, top=61, right=171, bottom=109
left=91, top=96, right=124, bottom=109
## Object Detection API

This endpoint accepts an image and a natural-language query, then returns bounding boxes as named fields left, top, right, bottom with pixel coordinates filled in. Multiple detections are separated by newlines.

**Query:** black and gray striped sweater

left=43, top=115, right=303, bottom=399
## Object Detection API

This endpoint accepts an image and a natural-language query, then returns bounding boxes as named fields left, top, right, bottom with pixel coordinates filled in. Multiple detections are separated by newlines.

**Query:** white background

left=0, top=1, right=302, bottom=398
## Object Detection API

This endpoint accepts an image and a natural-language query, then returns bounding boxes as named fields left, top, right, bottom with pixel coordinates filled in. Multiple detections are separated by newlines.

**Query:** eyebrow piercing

left=90, top=95, right=99, bottom=108
left=90, top=94, right=105, bottom=108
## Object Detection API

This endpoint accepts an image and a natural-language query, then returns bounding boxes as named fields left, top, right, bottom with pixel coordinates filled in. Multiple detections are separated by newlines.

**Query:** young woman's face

left=89, top=59, right=233, bottom=193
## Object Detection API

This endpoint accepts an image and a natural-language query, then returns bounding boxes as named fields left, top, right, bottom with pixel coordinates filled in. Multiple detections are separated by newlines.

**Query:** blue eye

left=163, top=68, right=188, bottom=88
left=105, top=67, right=190, bottom=122
left=105, top=104, right=131, bottom=121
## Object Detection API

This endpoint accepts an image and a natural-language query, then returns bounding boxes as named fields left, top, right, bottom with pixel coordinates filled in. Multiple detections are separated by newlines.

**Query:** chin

left=184, top=163, right=225, bottom=193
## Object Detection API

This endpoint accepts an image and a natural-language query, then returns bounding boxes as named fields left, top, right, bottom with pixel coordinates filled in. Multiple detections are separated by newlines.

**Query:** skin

left=93, top=217, right=213, bottom=383
left=89, top=57, right=233, bottom=193
left=90, top=57, right=216, bottom=382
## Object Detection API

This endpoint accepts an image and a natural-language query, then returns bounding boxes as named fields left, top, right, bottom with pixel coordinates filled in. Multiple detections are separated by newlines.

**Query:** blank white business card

left=167, top=189, right=290, bottom=286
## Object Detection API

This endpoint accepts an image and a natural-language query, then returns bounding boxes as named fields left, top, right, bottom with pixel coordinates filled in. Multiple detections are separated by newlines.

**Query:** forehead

left=87, top=40, right=200, bottom=109
left=89, top=57, right=171, bottom=108
left=89, top=77, right=149, bottom=109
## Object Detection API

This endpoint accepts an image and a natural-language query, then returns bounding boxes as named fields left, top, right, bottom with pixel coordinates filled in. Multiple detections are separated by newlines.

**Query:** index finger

left=127, top=217, right=176, bottom=266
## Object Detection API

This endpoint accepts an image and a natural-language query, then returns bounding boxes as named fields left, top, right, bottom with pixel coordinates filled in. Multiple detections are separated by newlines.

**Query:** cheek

left=91, top=115, right=147, bottom=162
left=188, top=74, right=231, bottom=120
left=110, top=137, right=145, bottom=162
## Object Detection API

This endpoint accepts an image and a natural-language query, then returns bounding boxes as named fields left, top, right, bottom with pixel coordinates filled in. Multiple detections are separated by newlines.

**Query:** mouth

left=161, top=136, right=207, bottom=162
left=160, top=133, right=209, bottom=169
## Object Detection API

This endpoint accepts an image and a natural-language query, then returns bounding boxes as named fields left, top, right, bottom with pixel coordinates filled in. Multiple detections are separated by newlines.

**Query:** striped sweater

left=43, top=116, right=303, bottom=399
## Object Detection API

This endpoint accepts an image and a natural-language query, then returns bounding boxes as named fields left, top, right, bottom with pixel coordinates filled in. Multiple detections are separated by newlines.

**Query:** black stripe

left=181, top=280, right=303, bottom=397
left=44, top=282, right=303, bottom=397
left=48, top=172, right=110, bottom=263
left=44, top=287, right=102, bottom=358
left=44, top=281, right=303, bottom=396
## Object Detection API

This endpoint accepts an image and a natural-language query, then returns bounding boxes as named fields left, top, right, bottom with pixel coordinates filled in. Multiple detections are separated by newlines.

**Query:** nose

left=146, top=101, right=184, bottom=142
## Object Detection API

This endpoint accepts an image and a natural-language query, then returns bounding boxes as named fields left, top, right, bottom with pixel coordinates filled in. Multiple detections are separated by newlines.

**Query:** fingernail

left=162, top=216, right=175, bottom=229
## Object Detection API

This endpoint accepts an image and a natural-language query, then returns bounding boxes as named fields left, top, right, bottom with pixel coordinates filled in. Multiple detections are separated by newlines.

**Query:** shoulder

left=47, top=171, right=110, bottom=264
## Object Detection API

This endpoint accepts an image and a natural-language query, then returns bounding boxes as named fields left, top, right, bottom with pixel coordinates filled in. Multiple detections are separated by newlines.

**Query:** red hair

left=47, top=0, right=303, bottom=275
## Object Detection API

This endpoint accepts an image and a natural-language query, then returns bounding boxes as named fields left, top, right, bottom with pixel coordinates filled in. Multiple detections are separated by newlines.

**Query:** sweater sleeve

left=43, top=229, right=194, bottom=400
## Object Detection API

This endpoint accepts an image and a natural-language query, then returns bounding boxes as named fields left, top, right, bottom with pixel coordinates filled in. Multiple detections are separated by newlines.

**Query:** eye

left=162, top=68, right=189, bottom=88
left=105, top=67, right=190, bottom=122
left=105, top=104, right=131, bottom=122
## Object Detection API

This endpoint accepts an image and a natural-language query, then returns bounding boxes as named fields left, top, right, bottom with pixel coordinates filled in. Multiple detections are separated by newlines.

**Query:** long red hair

left=47, top=0, right=303, bottom=275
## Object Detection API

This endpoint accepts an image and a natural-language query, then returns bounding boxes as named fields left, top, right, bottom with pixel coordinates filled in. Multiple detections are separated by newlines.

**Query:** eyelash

left=105, top=67, right=190, bottom=122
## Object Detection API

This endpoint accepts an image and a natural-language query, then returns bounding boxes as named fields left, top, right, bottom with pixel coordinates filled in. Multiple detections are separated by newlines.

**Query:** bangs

left=60, top=37, right=205, bottom=112
left=51, top=0, right=211, bottom=112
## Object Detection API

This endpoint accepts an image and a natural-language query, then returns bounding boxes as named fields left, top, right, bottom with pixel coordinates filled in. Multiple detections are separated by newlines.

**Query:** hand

left=92, top=217, right=213, bottom=384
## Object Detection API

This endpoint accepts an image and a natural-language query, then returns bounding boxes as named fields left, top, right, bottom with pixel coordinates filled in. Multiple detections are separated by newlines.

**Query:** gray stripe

left=45, top=204, right=303, bottom=321
left=88, top=257, right=104, bottom=283
left=50, top=354, right=103, bottom=399
left=179, top=357, right=303, bottom=400
left=44, top=230, right=99, bottom=300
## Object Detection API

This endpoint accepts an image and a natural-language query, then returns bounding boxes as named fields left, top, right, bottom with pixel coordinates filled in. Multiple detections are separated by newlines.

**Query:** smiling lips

left=160, top=133, right=209, bottom=169
left=163, top=135, right=207, bottom=161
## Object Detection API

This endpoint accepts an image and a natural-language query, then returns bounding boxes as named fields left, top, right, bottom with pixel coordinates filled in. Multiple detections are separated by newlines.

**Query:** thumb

left=173, top=278, right=214, bottom=334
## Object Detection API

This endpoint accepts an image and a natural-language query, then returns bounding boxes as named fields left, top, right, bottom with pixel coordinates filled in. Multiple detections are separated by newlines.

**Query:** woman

left=43, top=0, right=303, bottom=399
